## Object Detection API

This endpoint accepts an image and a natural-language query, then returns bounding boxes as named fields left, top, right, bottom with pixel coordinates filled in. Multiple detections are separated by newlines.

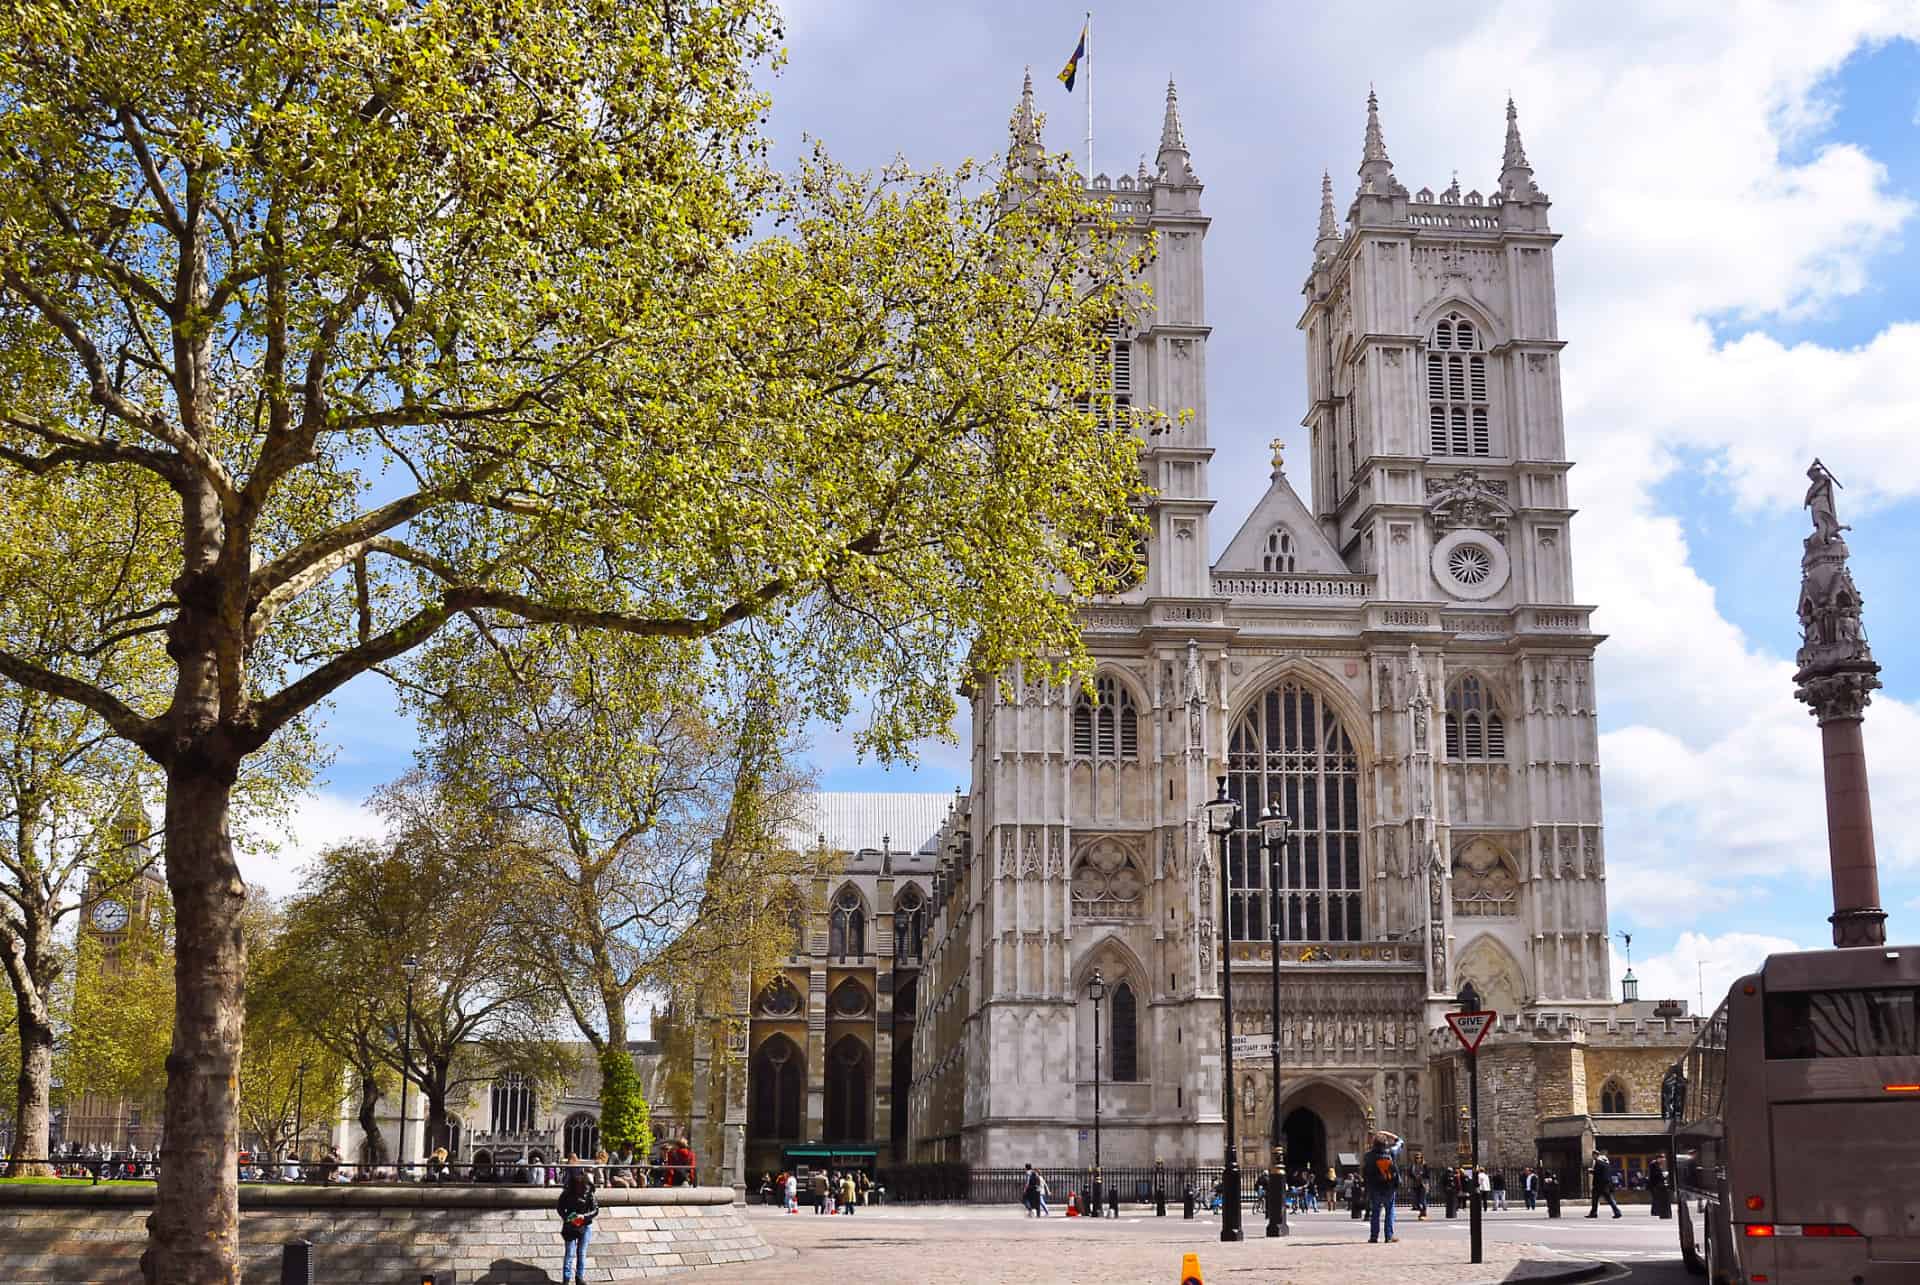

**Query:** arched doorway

left=1284, top=1107, right=1328, bottom=1177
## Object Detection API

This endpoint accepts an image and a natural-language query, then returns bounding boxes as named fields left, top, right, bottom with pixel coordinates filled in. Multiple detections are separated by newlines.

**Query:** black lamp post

left=1456, top=979, right=1484, bottom=1265
left=1203, top=777, right=1244, bottom=1243
left=294, top=1059, right=309, bottom=1159
left=1088, top=967, right=1106, bottom=1217
left=1258, top=797, right=1291, bottom=1239
left=399, top=953, right=420, bottom=1178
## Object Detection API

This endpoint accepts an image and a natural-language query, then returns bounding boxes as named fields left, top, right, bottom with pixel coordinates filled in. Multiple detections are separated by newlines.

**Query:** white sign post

left=1445, top=1009, right=1497, bottom=1265
left=1230, top=1033, right=1274, bottom=1060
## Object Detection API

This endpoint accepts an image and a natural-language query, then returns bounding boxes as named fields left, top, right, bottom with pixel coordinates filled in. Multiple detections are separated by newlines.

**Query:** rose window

left=1071, top=842, right=1145, bottom=915
left=1448, top=544, right=1493, bottom=585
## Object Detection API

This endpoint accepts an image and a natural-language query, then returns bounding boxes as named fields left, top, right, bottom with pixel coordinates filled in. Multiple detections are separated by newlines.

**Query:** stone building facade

left=899, top=81, right=1639, bottom=1180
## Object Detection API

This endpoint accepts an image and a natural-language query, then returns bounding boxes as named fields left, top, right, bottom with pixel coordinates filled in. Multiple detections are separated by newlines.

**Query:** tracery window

left=563, top=1111, right=600, bottom=1159
left=489, top=1073, right=537, bottom=1135
left=757, top=977, right=801, bottom=1017
left=1427, top=311, right=1491, bottom=458
left=829, top=977, right=871, bottom=1018
left=1444, top=674, right=1506, bottom=761
left=751, top=1035, right=804, bottom=1139
left=1071, top=840, right=1146, bottom=918
left=824, top=1035, right=871, bottom=1142
left=1071, top=675, right=1140, bottom=760
left=828, top=885, right=867, bottom=958
left=1110, top=982, right=1139, bottom=1082
left=893, top=886, right=927, bottom=963
left=1600, top=1080, right=1629, bottom=1115
left=1262, top=526, right=1296, bottom=573
left=1225, top=680, right=1364, bottom=942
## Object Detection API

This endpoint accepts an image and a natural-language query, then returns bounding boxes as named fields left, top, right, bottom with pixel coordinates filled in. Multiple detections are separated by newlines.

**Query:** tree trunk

left=356, top=1073, right=388, bottom=1166
left=422, top=1057, right=450, bottom=1161
left=6, top=993, right=53, bottom=1176
left=148, top=766, right=246, bottom=1285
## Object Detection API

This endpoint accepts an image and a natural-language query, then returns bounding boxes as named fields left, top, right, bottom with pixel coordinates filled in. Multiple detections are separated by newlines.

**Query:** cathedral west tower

left=904, top=88, right=1619, bottom=1183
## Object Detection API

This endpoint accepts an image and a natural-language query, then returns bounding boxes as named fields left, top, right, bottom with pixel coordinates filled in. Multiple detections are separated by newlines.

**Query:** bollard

left=279, top=1240, right=313, bottom=1285
left=1183, top=1185, right=1196, bottom=1220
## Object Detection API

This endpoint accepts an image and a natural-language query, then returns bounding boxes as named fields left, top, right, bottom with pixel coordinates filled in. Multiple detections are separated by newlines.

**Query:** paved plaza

left=664, top=1203, right=1691, bottom=1284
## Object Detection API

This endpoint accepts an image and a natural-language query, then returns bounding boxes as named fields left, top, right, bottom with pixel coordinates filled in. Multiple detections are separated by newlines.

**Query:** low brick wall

left=0, top=1183, right=769, bottom=1283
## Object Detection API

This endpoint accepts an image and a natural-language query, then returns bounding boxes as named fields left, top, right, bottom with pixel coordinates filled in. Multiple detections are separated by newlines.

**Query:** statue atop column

left=1790, top=460, right=1886, bottom=947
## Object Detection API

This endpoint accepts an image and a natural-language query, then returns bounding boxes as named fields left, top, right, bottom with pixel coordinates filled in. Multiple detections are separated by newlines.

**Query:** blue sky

left=258, top=1, right=1920, bottom=1012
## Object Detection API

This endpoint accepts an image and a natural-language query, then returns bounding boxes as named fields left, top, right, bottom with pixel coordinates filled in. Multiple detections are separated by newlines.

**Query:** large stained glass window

left=1225, top=680, right=1365, bottom=942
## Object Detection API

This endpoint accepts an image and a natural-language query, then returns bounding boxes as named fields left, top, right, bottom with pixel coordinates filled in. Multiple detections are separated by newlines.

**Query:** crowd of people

left=757, top=1166, right=880, bottom=1213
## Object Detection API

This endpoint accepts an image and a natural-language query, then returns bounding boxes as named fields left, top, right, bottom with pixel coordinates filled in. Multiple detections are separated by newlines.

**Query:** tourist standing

left=1492, top=1168, right=1507, bottom=1211
left=556, top=1165, right=598, bottom=1285
left=1522, top=1166, right=1538, bottom=1211
left=784, top=1170, right=799, bottom=1213
left=1362, top=1129, right=1403, bottom=1244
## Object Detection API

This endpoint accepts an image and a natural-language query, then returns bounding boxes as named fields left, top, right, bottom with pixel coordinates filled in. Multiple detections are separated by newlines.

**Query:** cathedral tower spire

left=1157, top=78, right=1196, bottom=184
left=1358, top=88, right=1395, bottom=191
left=1313, top=170, right=1341, bottom=265
left=1011, top=67, right=1043, bottom=168
left=1499, top=96, right=1537, bottom=199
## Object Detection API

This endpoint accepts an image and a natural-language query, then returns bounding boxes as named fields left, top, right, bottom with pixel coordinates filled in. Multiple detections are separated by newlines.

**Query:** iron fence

left=0, top=1157, right=695, bottom=1187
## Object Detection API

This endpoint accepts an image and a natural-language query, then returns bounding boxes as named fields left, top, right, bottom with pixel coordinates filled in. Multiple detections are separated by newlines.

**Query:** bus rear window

left=1764, top=987, right=1920, bottom=1059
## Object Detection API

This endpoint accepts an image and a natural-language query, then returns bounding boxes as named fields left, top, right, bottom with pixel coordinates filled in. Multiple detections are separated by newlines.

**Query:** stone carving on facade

left=1046, top=829, right=1066, bottom=879
left=1384, top=1073, right=1401, bottom=1120
left=1794, top=460, right=1881, bottom=723
left=1426, top=470, right=1514, bottom=542
left=1198, top=919, right=1214, bottom=973
left=1529, top=668, right=1545, bottom=712
left=999, top=831, right=1014, bottom=879
left=1574, top=662, right=1590, bottom=712
left=1581, top=832, right=1599, bottom=879
left=1451, top=839, right=1519, bottom=916
left=1381, top=829, right=1402, bottom=879
left=1558, top=831, right=1578, bottom=877
left=1071, top=839, right=1146, bottom=918
left=1405, top=1073, right=1421, bottom=1125
left=1184, top=638, right=1205, bottom=751
left=1021, top=831, right=1042, bottom=878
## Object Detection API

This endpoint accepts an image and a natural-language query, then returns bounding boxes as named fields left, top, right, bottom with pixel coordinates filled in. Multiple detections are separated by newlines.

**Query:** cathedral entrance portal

left=1283, top=1107, right=1326, bottom=1178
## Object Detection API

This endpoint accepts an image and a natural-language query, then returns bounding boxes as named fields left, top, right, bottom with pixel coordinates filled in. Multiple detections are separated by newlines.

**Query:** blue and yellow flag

left=1057, top=22, right=1087, bottom=91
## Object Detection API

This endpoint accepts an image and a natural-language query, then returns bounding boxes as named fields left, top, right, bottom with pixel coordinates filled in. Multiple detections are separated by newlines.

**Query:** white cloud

left=236, top=791, right=384, bottom=901
left=1611, top=929, right=1809, bottom=1017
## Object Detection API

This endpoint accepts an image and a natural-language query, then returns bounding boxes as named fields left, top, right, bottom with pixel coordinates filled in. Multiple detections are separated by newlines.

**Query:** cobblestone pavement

left=663, top=1205, right=1627, bottom=1284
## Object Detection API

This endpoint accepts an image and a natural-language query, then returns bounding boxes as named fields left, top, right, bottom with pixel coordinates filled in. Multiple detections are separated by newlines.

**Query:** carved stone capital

left=1830, top=905, right=1888, bottom=947
left=1793, top=663, right=1881, bottom=724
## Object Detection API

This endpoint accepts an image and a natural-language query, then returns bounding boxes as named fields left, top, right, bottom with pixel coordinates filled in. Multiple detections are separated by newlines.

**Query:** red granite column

left=1815, top=701, right=1886, bottom=947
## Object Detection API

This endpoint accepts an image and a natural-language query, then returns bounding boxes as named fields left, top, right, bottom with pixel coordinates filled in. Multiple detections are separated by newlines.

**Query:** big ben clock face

left=91, top=899, right=129, bottom=933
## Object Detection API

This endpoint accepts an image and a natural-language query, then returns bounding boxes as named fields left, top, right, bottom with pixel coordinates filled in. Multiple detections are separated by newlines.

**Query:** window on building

left=757, top=977, right=801, bottom=1017
left=828, top=885, right=867, bottom=958
left=750, top=1034, right=805, bottom=1139
left=563, top=1111, right=600, bottom=1159
left=1110, top=981, right=1139, bottom=1082
left=1080, top=321, right=1133, bottom=429
left=787, top=903, right=807, bottom=955
left=1600, top=1080, right=1629, bottom=1115
left=1225, top=679, right=1364, bottom=943
left=1427, top=311, right=1492, bottom=458
left=1262, top=526, right=1297, bottom=574
left=824, top=1035, right=871, bottom=1142
left=894, top=886, right=927, bottom=963
left=1071, top=675, right=1140, bottom=760
left=829, top=977, right=871, bottom=1018
left=489, top=1073, right=537, bottom=1135
left=1444, top=674, right=1507, bottom=761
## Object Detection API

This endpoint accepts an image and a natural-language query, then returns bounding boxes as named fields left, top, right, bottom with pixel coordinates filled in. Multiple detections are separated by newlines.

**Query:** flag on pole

left=1057, top=21, right=1087, bottom=91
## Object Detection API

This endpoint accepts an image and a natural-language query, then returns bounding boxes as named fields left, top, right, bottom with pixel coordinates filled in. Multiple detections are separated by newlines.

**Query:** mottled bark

left=356, top=1073, right=388, bottom=1165
left=3, top=807, right=56, bottom=1178
left=4, top=962, right=54, bottom=1176
left=148, top=766, right=247, bottom=1284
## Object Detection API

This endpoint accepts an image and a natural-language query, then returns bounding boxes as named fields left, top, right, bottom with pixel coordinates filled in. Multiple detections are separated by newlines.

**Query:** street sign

left=1230, top=1033, right=1274, bottom=1059
left=1445, top=1010, right=1496, bottom=1054
left=1078, top=1129, right=1089, bottom=1141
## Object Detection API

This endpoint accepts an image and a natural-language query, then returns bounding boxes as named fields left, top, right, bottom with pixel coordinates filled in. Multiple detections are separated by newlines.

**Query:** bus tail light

left=1885, top=1083, right=1920, bottom=1093
left=1745, top=1195, right=1765, bottom=1210
left=1802, top=1224, right=1862, bottom=1237
left=1745, top=1223, right=1862, bottom=1238
left=1746, top=1224, right=1775, bottom=1238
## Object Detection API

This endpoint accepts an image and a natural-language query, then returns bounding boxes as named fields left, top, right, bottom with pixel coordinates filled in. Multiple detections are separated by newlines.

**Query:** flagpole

left=1084, top=10, right=1094, bottom=178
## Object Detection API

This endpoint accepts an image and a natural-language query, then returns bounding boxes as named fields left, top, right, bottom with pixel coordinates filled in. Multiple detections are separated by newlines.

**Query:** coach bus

left=1666, top=943, right=1920, bottom=1284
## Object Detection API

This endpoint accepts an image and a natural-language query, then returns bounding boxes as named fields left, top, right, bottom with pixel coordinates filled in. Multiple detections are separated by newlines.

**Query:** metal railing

left=2, top=1158, right=697, bottom=1187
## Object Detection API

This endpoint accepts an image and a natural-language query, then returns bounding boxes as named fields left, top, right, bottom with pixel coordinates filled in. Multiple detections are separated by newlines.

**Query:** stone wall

left=1583, top=1045, right=1674, bottom=1116
left=0, top=1183, right=767, bottom=1284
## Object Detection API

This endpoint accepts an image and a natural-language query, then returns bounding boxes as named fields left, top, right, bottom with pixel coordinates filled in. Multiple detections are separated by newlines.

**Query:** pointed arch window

left=1110, top=981, right=1139, bottom=1082
left=1445, top=675, right=1506, bottom=761
left=489, top=1073, right=537, bottom=1136
left=828, top=885, right=867, bottom=958
left=751, top=1034, right=805, bottom=1139
left=824, top=1035, right=871, bottom=1142
left=1225, top=680, right=1365, bottom=943
left=563, top=1112, right=600, bottom=1160
left=1262, top=526, right=1297, bottom=574
left=893, top=886, right=927, bottom=963
left=1600, top=1079, right=1629, bottom=1115
left=1077, top=322, right=1133, bottom=429
left=1428, top=311, right=1492, bottom=458
left=1071, top=675, right=1140, bottom=761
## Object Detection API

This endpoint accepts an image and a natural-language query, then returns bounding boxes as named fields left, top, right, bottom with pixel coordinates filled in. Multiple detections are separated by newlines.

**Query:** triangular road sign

left=1446, top=1010, right=1496, bottom=1053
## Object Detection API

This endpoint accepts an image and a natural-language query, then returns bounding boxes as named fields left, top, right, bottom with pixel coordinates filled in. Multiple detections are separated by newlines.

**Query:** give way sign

left=1445, top=1010, right=1497, bottom=1053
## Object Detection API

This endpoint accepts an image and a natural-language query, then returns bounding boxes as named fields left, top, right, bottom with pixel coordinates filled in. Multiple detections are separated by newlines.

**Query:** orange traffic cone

left=1180, top=1251, right=1203, bottom=1285
left=1065, top=1193, right=1080, bottom=1217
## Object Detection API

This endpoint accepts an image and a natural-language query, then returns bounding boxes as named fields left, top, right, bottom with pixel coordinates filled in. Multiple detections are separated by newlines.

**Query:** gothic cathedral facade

left=907, top=83, right=1615, bottom=1176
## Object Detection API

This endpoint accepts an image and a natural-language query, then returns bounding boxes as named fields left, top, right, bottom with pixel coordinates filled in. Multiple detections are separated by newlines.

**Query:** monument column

left=1792, top=460, right=1886, bottom=947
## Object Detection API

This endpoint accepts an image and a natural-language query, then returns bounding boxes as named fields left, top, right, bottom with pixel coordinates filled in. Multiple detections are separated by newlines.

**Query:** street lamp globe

left=1258, top=796, right=1289, bottom=850
left=1088, top=968, right=1106, bottom=1003
left=1203, top=777, right=1239, bottom=836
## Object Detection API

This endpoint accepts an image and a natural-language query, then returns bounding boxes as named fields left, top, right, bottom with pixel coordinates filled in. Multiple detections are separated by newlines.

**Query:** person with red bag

left=557, top=1164, right=599, bottom=1285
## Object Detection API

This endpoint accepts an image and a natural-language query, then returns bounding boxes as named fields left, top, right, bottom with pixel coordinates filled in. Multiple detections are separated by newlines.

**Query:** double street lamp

left=1202, top=778, right=1243, bottom=1243
left=398, top=954, right=420, bottom=1177
left=1258, top=798, right=1291, bottom=1240
left=1087, top=967, right=1106, bottom=1217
